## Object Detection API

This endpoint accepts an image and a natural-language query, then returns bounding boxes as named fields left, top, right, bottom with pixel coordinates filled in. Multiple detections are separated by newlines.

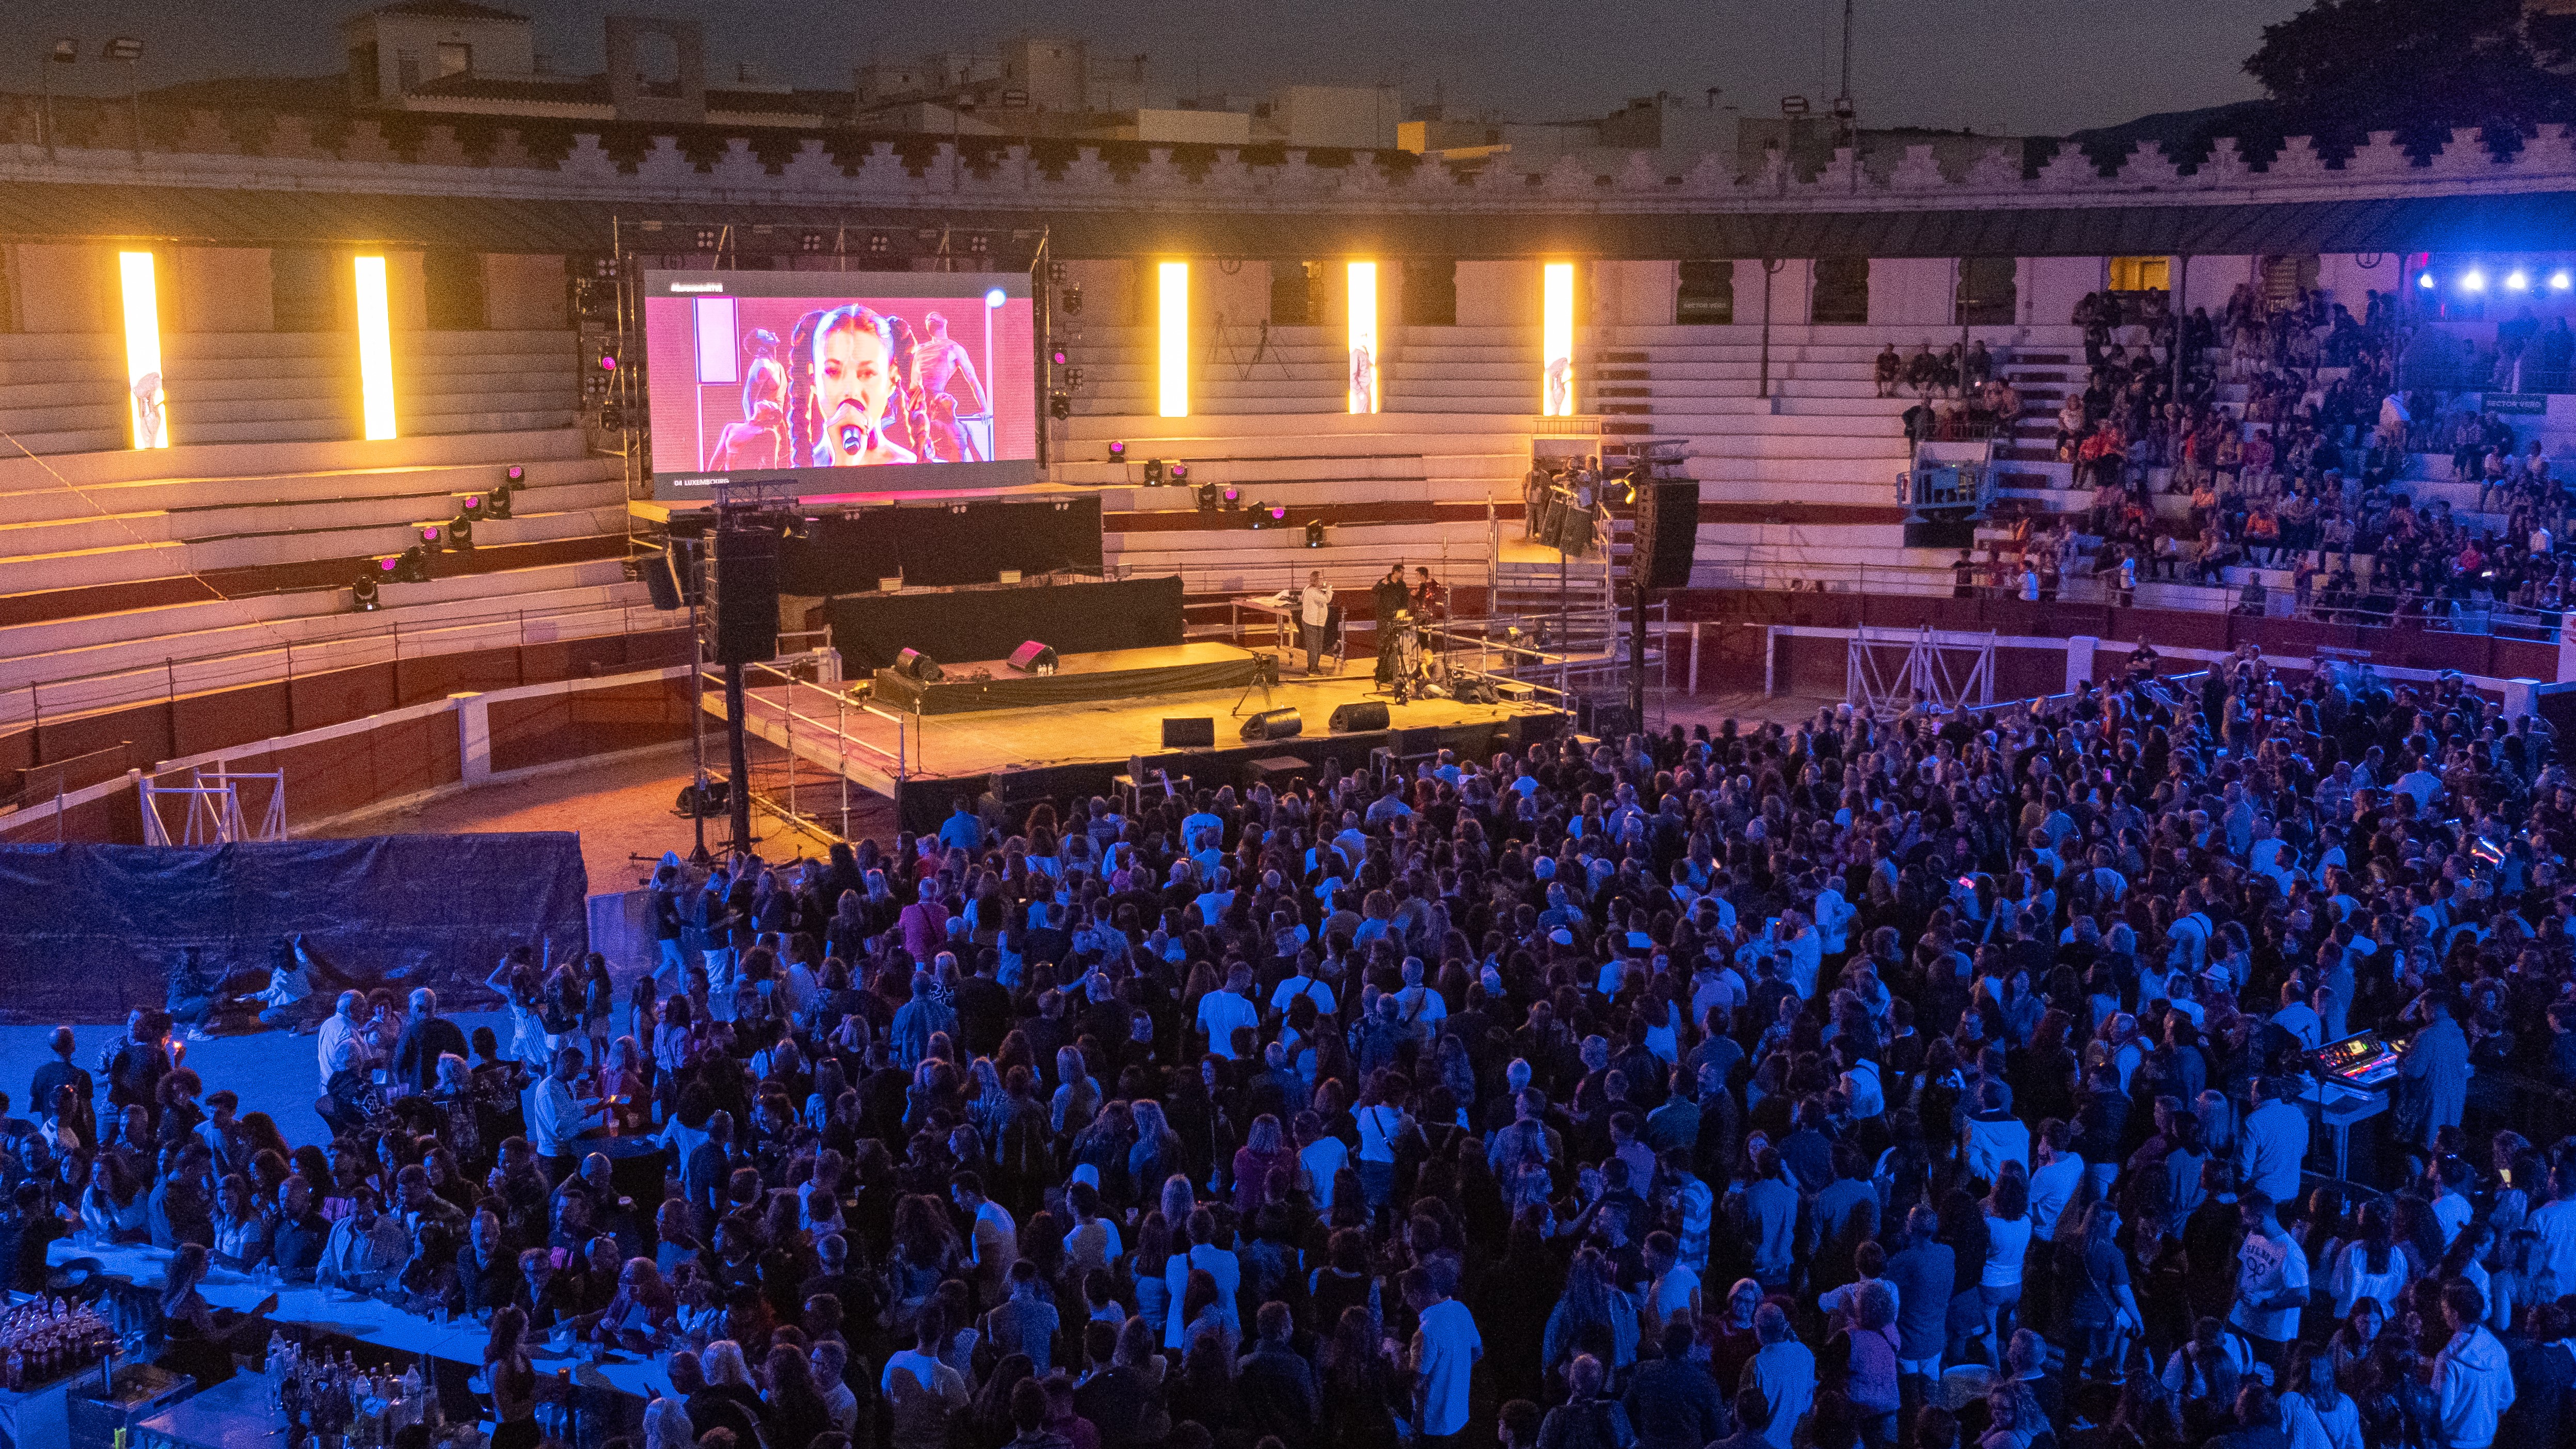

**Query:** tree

left=2241, top=0, right=2576, bottom=149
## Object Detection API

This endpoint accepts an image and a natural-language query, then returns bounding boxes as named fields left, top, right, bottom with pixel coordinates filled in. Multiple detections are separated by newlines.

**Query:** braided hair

left=786, top=305, right=928, bottom=466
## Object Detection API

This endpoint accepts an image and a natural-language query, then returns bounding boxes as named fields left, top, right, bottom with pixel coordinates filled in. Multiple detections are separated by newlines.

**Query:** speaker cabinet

left=1329, top=699, right=1392, bottom=733
left=1631, top=480, right=1701, bottom=590
left=1239, top=707, right=1303, bottom=741
left=709, top=527, right=781, bottom=665
left=1162, top=717, right=1215, bottom=749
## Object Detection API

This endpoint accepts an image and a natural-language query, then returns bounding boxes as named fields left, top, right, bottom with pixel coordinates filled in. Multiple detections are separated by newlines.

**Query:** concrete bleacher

left=0, top=426, right=648, bottom=727
left=0, top=329, right=577, bottom=456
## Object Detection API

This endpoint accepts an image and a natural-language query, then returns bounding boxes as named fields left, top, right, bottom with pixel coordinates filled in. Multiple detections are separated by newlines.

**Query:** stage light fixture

left=1268, top=505, right=1289, bottom=521
left=2509, top=269, right=2532, bottom=291
left=597, top=349, right=619, bottom=372
left=2555, top=271, right=2573, bottom=291
left=1048, top=392, right=1072, bottom=420
left=420, top=523, right=444, bottom=549
left=867, top=231, right=892, bottom=256
left=1306, top=519, right=1327, bottom=548
left=450, top=516, right=475, bottom=549
left=1007, top=640, right=1059, bottom=676
left=117, top=251, right=168, bottom=450
left=1062, top=285, right=1083, bottom=315
left=1197, top=482, right=1221, bottom=511
left=1143, top=458, right=1167, bottom=486
left=1108, top=440, right=1127, bottom=460
left=1347, top=260, right=1380, bottom=414
left=1051, top=347, right=1069, bottom=366
left=1169, top=463, right=1189, bottom=483
left=460, top=494, right=484, bottom=520
left=800, top=230, right=827, bottom=253
left=2418, top=272, right=2437, bottom=290
left=985, top=287, right=1006, bottom=309
left=354, top=255, right=398, bottom=440
left=1157, top=261, right=1189, bottom=417
left=394, top=546, right=429, bottom=582
left=1048, top=261, right=1068, bottom=285
left=893, top=648, right=944, bottom=683
left=1222, top=487, right=1241, bottom=509
left=2462, top=268, right=2488, bottom=292
left=103, top=37, right=142, bottom=62
left=353, top=569, right=380, bottom=611
left=1064, top=367, right=1085, bottom=389
left=1541, top=261, right=1577, bottom=416
left=485, top=484, right=513, bottom=519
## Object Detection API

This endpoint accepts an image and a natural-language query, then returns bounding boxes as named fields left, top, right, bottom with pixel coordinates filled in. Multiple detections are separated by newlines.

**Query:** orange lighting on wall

left=1346, top=261, right=1379, bottom=414
left=1541, top=262, right=1575, bottom=416
left=354, top=256, right=399, bottom=441
left=118, top=251, right=169, bottom=449
left=1157, top=261, right=1189, bottom=417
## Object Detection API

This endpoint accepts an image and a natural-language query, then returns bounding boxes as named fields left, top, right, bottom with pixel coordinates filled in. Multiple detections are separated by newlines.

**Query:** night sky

left=3, top=0, right=2298, bottom=139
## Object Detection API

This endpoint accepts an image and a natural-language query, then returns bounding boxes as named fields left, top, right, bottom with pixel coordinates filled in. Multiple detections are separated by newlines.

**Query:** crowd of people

left=1937, top=282, right=2576, bottom=627
left=12, top=643, right=2576, bottom=1449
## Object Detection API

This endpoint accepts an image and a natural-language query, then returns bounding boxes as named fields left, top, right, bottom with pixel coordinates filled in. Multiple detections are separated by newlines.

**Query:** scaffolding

left=140, top=767, right=285, bottom=846
left=1845, top=624, right=1995, bottom=719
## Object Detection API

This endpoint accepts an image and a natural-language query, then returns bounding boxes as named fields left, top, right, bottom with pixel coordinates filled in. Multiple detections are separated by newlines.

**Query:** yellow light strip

left=1347, top=261, right=1379, bottom=415
left=1157, top=261, right=1189, bottom=418
left=1541, top=262, right=1576, bottom=417
left=117, top=251, right=169, bottom=449
left=353, top=256, right=399, bottom=441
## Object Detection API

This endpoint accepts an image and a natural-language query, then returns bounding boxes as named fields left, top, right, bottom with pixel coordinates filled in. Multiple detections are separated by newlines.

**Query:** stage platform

left=707, top=654, right=1566, bottom=832
left=872, top=642, right=1257, bottom=715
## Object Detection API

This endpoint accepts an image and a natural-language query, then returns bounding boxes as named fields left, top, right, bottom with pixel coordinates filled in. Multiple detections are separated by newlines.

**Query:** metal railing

left=2, top=597, right=689, bottom=733
left=702, top=651, right=910, bottom=846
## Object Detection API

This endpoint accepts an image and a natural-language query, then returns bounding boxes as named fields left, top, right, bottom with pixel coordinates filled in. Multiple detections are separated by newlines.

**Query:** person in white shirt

left=317, top=1186, right=410, bottom=1292
left=2229, top=1191, right=2311, bottom=1361
left=1297, top=571, right=1334, bottom=676
left=1195, top=966, right=1260, bottom=1060
left=527, top=1047, right=606, bottom=1184
left=314, top=991, right=368, bottom=1094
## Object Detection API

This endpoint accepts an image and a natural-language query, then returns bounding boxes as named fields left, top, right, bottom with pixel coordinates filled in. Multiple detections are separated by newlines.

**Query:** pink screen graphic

left=645, top=293, right=1035, bottom=474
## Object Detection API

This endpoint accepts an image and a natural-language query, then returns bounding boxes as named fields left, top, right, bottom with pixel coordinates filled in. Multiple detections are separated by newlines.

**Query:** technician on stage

left=1298, top=570, right=1333, bottom=677
left=1372, top=564, right=1410, bottom=684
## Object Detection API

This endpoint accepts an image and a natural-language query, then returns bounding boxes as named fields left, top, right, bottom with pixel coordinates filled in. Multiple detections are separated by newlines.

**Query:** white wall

left=1868, top=258, right=1956, bottom=326
left=2023, top=257, right=2101, bottom=327
left=2316, top=253, right=2407, bottom=313
left=1593, top=260, right=1677, bottom=327
left=1729, top=260, right=1813, bottom=327
left=1456, top=260, right=1541, bottom=329
left=2179, top=255, right=2254, bottom=315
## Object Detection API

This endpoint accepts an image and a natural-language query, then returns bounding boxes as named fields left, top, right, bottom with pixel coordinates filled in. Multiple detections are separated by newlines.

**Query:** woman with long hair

left=886, top=1193, right=962, bottom=1333
left=1321, top=1302, right=1402, bottom=1449
left=1975, top=1161, right=2033, bottom=1362
left=484, top=1305, right=542, bottom=1449
left=764, top=1341, right=836, bottom=1449
left=1540, top=1246, right=1639, bottom=1376
left=1230, top=1112, right=1294, bottom=1219
left=788, top=305, right=927, bottom=467
left=2326, top=1199, right=2408, bottom=1320
left=2280, top=1344, right=2362, bottom=1449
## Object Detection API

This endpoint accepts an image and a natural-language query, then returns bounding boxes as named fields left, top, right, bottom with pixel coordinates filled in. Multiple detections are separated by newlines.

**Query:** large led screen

left=643, top=271, right=1038, bottom=499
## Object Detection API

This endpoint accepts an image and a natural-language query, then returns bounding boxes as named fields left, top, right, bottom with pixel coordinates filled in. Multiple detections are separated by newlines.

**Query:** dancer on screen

left=786, top=304, right=930, bottom=467
left=709, top=329, right=787, bottom=469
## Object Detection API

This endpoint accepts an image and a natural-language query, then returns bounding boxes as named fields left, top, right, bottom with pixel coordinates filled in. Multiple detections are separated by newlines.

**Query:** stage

left=707, top=647, right=1566, bottom=832
left=873, top=642, right=1257, bottom=714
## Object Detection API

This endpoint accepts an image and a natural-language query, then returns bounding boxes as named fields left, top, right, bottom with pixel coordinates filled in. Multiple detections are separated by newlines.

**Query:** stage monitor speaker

left=1162, top=717, right=1215, bottom=749
left=1240, top=708, right=1302, bottom=742
left=1330, top=700, right=1392, bottom=733
left=1631, top=480, right=1702, bottom=590
left=1244, top=755, right=1310, bottom=789
left=643, top=549, right=683, bottom=610
left=710, top=527, right=781, bottom=665
left=1007, top=640, right=1060, bottom=675
left=669, top=536, right=706, bottom=606
left=893, top=648, right=944, bottom=684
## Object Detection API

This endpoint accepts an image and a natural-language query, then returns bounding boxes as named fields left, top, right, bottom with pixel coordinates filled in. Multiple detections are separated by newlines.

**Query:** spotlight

left=2555, top=271, right=2573, bottom=291
left=1048, top=392, right=1072, bottom=420
left=1169, top=463, right=1189, bottom=483
left=985, top=288, right=1007, bottom=310
left=1108, top=440, right=1126, bottom=461
left=460, top=494, right=484, bottom=520
left=2418, top=272, right=2437, bottom=290
left=1305, top=519, right=1327, bottom=548
left=1143, top=459, right=1167, bottom=486
left=1047, top=260, right=1068, bottom=284
left=450, top=516, right=475, bottom=549
left=1062, top=285, right=1083, bottom=316
left=504, top=465, right=526, bottom=485
left=420, top=523, right=443, bottom=549
left=1051, top=347, right=1069, bottom=366
left=1064, top=367, right=1085, bottom=389
left=2462, top=268, right=2487, bottom=292
left=1197, top=482, right=1221, bottom=511
left=393, top=545, right=430, bottom=582
left=1222, top=487, right=1241, bottom=509
left=1268, top=505, right=1289, bottom=521
left=485, top=485, right=513, bottom=520
left=892, top=648, right=944, bottom=683
left=353, top=570, right=380, bottom=611
left=596, top=348, right=619, bottom=372
left=2508, top=269, right=2531, bottom=291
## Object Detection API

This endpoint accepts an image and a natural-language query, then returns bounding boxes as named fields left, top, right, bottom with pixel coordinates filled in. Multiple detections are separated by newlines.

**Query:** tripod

left=1231, top=652, right=1281, bottom=716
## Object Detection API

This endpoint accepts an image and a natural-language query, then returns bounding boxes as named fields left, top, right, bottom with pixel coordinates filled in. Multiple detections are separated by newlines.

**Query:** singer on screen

left=787, top=304, right=927, bottom=467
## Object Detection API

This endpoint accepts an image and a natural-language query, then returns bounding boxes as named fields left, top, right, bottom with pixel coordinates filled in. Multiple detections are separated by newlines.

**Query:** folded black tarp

left=0, top=834, right=590, bottom=1023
